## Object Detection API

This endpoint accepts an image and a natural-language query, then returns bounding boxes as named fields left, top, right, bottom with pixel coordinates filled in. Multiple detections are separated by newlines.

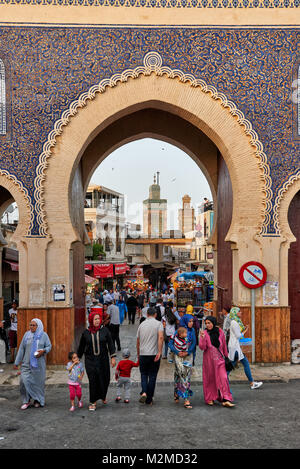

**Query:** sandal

left=124, top=399, right=130, bottom=404
left=207, top=401, right=214, bottom=406
left=222, top=401, right=235, bottom=408
left=21, top=402, right=31, bottom=410
left=184, top=401, right=193, bottom=409
left=174, top=395, right=179, bottom=403
left=89, top=403, right=96, bottom=411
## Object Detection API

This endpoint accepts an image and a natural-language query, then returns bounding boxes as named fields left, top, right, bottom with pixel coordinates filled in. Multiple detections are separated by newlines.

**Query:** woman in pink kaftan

left=199, top=316, right=234, bottom=407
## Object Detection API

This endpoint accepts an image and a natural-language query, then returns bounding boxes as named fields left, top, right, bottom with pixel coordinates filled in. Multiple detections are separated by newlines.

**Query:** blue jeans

left=139, top=355, right=161, bottom=404
left=229, top=351, right=253, bottom=383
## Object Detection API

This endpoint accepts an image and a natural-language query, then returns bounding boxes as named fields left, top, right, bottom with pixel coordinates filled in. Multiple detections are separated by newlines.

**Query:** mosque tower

left=143, top=171, right=167, bottom=238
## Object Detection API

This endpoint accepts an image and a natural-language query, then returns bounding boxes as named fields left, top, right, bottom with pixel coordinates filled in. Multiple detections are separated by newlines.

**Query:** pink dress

left=199, top=329, right=233, bottom=403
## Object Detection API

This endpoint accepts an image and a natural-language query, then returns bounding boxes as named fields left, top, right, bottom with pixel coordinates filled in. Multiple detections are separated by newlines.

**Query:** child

left=171, top=327, right=192, bottom=367
left=67, top=351, right=84, bottom=412
left=115, top=349, right=139, bottom=403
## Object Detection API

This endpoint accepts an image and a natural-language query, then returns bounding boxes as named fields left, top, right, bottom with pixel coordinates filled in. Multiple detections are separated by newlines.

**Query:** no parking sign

left=239, top=261, right=267, bottom=363
left=239, top=261, right=267, bottom=289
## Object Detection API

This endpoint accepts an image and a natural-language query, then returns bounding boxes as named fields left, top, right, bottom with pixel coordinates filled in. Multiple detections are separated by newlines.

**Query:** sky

left=91, top=138, right=212, bottom=230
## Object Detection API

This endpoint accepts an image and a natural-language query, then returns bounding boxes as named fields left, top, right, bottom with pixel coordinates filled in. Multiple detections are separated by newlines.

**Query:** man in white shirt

left=107, top=301, right=121, bottom=351
left=103, top=290, right=113, bottom=304
left=136, top=307, right=163, bottom=405
left=8, top=301, right=18, bottom=363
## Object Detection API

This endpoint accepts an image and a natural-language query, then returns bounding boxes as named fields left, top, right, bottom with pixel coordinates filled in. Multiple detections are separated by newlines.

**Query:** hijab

left=24, top=318, right=44, bottom=369
left=88, top=311, right=102, bottom=334
left=179, top=314, right=194, bottom=342
left=229, top=307, right=245, bottom=332
left=205, top=315, right=220, bottom=349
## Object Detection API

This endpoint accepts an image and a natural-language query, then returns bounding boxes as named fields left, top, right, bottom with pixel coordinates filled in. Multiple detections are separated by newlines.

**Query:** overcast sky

left=91, top=138, right=212, bottom=230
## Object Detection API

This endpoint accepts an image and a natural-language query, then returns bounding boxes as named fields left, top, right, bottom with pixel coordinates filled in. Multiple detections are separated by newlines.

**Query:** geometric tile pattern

left=0, top=26, right=298, bottom=236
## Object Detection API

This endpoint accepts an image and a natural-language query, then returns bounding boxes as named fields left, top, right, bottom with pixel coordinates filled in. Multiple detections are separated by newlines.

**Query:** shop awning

left=93, top=264, right=114, bottom=278
left=85, top=264, right=92, bottom=271
left=114, top=263, right=130, bottom=275
left=85, top=274, right=99, bottom=284
left=4, top=260, right=19, bottom=271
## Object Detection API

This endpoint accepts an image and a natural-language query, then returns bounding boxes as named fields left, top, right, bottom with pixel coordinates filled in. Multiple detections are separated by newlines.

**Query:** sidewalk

left=1, top=323, right=300, bottom=387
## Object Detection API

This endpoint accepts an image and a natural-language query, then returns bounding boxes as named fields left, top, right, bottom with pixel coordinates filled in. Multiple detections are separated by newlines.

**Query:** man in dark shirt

left=126, top=294, right=138, bottom=325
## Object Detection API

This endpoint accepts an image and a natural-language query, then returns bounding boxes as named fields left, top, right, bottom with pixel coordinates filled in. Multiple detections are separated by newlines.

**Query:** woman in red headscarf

left=77, top=311, right=116, bottom=411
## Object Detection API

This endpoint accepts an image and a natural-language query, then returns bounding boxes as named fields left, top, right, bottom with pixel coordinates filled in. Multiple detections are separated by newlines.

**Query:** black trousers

left=128, top=309, right=136, bottom=325
left=139, top=355, right=161, bottom=404
left=108, top=324, right=121, bottom=350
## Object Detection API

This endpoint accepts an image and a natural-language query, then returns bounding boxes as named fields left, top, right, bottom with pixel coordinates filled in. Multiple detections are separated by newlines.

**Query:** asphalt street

left=1, top=381, right=300, bottom=450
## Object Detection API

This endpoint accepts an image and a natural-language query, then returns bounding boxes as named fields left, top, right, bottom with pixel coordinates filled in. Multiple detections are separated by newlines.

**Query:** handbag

left=218, top=348, right=235, bottom=372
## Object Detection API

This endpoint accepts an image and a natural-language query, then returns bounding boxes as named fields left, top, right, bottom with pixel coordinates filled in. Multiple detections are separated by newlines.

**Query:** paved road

left=1, top=381, right=300, bottom=449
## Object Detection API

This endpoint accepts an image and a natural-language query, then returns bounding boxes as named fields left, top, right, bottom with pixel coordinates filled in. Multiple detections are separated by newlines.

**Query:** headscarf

left=179, top=314, right=194, bottom=342
left=24, top=318, right=44, bottom=369
left=229, top=307, right=245, bottom=332
left=205, top=315, right=220, bottom=349
left=88, top=311, right=102, bottom=334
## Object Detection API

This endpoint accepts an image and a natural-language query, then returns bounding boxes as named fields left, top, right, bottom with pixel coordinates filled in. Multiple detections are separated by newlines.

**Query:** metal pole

left=251, top=288, right=256, bottom=363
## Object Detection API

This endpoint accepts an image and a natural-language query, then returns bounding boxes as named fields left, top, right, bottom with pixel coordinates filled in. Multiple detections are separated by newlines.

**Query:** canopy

left=177, top=271, right=207, bottom=280
left=85, top=274, right=99, bottom=284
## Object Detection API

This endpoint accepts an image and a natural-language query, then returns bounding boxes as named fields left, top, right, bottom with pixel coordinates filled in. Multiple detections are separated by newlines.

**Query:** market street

left=1, top=382, right=300, bottom=449
left=1, top=323, right=300, bottom=450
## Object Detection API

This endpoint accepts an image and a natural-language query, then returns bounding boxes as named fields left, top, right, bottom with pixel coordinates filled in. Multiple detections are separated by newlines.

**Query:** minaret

left=143, top=172, right=167, bottom=238
left=178, top=194, right=195, bottom=234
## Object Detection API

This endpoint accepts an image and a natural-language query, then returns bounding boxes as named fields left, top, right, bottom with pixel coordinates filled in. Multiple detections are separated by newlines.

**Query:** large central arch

left=21, top=59, right=280, bottom=364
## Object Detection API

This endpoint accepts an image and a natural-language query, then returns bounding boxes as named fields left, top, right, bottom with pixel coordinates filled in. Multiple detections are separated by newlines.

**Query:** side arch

left=0, top=171, right=32, bottom=241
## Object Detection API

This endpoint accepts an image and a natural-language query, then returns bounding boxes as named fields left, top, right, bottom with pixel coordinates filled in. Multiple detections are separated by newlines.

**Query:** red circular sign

left=239, top=261, right=267, bottom=289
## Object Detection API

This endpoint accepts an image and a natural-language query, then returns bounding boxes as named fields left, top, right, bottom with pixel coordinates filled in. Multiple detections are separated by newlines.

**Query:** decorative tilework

left=35, top=51, right=271, bottom=238
left=0, top=26, right=298, bottom=237
left=0, top=60, right=6, bottom=135
left=0, top=0, right=298, bottom=7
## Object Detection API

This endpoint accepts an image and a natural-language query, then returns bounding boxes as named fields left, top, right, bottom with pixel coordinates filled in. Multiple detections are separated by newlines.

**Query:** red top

left=115, top=359, right=139, bottom=378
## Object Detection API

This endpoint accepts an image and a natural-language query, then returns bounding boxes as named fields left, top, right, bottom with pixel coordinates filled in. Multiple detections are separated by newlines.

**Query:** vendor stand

left=174, top=271, right=214, bottom=313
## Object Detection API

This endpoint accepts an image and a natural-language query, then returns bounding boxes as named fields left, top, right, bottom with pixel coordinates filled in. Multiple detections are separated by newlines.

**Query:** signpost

left=239, top=261, right=267, bottom=363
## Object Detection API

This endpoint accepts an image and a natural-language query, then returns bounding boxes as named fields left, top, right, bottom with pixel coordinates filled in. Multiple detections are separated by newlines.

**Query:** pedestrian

left=140, top=300, right=149, bottom=324
left=162, top=291, right=169, bottom=308
left=0, top=320, right=8, bottom=365
left=161, top=306, right=177, bottom=361
left=13, top=318, right=52, bottom=410
left=168, top=315, right=196, bottom=409
left=67, top=351, right=84, bottom=412
left=192, top=314, right=200, bottom=366
left=116, top=299, right=127, bottom=325
left=199, top=316, right=235, bottom=407
left=8, top=301, right=18, bottom=363
left=103, top=290, right=113, bottom=304
left=186, top=301, right=194, bottom=316
left=221, top=307, right=231, bottom=345
left=127, top=293, right=138, bottom=325
left=155, top=298, right=164, bottom=322
left=115, top=349, right=139, bottom=403
left=136, top=307, right=164, bottom=405
left=77, top=311, right=116, bottom=411
left=107, top=300, right=121, bottom=351
left=227, top=307, right=263, bottom=390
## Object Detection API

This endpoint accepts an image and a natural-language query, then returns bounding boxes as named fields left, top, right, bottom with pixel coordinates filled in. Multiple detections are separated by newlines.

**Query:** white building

left=84, top=184, right=126, bottom=262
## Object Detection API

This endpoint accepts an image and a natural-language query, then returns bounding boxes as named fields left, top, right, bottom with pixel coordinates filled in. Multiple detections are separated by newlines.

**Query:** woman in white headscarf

left=14, top=318, right=52, bottom=410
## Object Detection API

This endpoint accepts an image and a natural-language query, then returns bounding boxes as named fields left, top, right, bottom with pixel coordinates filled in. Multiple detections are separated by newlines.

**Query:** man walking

left=136, top=307, right=164, bottom=405
left=107, top=300, right=121, bottom=351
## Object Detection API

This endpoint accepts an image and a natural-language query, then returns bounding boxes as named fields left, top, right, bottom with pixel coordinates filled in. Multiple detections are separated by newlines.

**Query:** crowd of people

left=2, top=286, right=263, bottom=411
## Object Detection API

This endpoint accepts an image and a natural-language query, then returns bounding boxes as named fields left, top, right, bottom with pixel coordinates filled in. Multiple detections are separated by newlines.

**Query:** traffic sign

left=239, top=261, right=267, bottom=289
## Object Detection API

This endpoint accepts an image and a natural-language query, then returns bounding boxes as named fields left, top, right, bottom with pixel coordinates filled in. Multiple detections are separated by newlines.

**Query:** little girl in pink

left=67, top=352, right=84, bottom=411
